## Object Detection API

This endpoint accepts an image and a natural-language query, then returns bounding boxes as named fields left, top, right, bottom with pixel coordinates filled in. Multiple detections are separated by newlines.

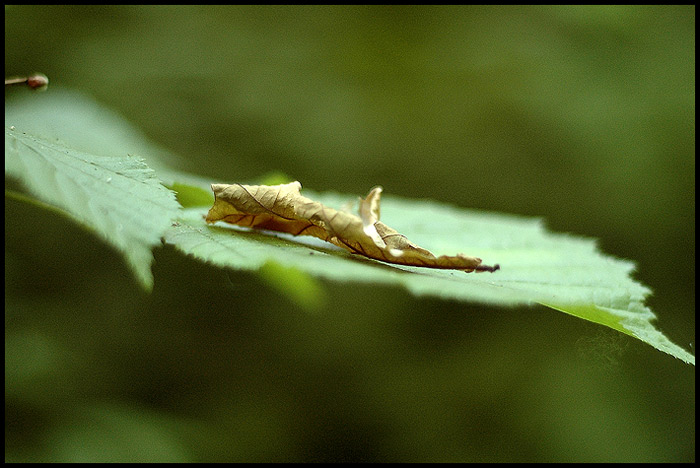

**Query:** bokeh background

left=5, top=5, right=694, bottom=462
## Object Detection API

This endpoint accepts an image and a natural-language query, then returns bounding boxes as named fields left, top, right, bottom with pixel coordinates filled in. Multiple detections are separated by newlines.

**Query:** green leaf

left=167, top=182, right=214, bottom=208
left=5, top=93, right=181, bottom=290
left=4, top=89, right=185, bottom=176
left=165, top=188, right=694, bottom=365
left=258, top=261, right=328, bottom=312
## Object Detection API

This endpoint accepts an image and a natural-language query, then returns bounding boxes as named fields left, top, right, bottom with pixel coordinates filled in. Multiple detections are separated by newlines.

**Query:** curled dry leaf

left=205, top=181, right=500, bottom=273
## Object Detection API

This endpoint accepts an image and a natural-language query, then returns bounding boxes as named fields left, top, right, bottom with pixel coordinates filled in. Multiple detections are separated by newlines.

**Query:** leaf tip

left=474, top=263, right=500, bottom=273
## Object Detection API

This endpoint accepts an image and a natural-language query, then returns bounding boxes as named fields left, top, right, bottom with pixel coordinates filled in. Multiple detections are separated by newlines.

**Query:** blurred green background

left=5, top=5, right=694, bottom=462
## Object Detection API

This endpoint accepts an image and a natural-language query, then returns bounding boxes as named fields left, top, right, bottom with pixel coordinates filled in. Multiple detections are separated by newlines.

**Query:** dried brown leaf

left=205, top=181, right=499, bottom=273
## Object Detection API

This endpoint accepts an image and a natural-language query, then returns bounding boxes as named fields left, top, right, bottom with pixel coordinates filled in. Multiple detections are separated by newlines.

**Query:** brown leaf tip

left=475, top=263, right=500, bottom=273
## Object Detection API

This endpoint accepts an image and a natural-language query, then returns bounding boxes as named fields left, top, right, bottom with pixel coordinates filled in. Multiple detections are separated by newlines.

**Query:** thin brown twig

left=5, top=73, right=49, bottom=90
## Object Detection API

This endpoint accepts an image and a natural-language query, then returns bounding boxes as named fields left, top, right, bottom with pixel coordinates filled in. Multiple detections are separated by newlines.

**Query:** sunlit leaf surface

left=5, top=93, right=180, bottom=290
left=166, top=187, right=694, bottom=365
